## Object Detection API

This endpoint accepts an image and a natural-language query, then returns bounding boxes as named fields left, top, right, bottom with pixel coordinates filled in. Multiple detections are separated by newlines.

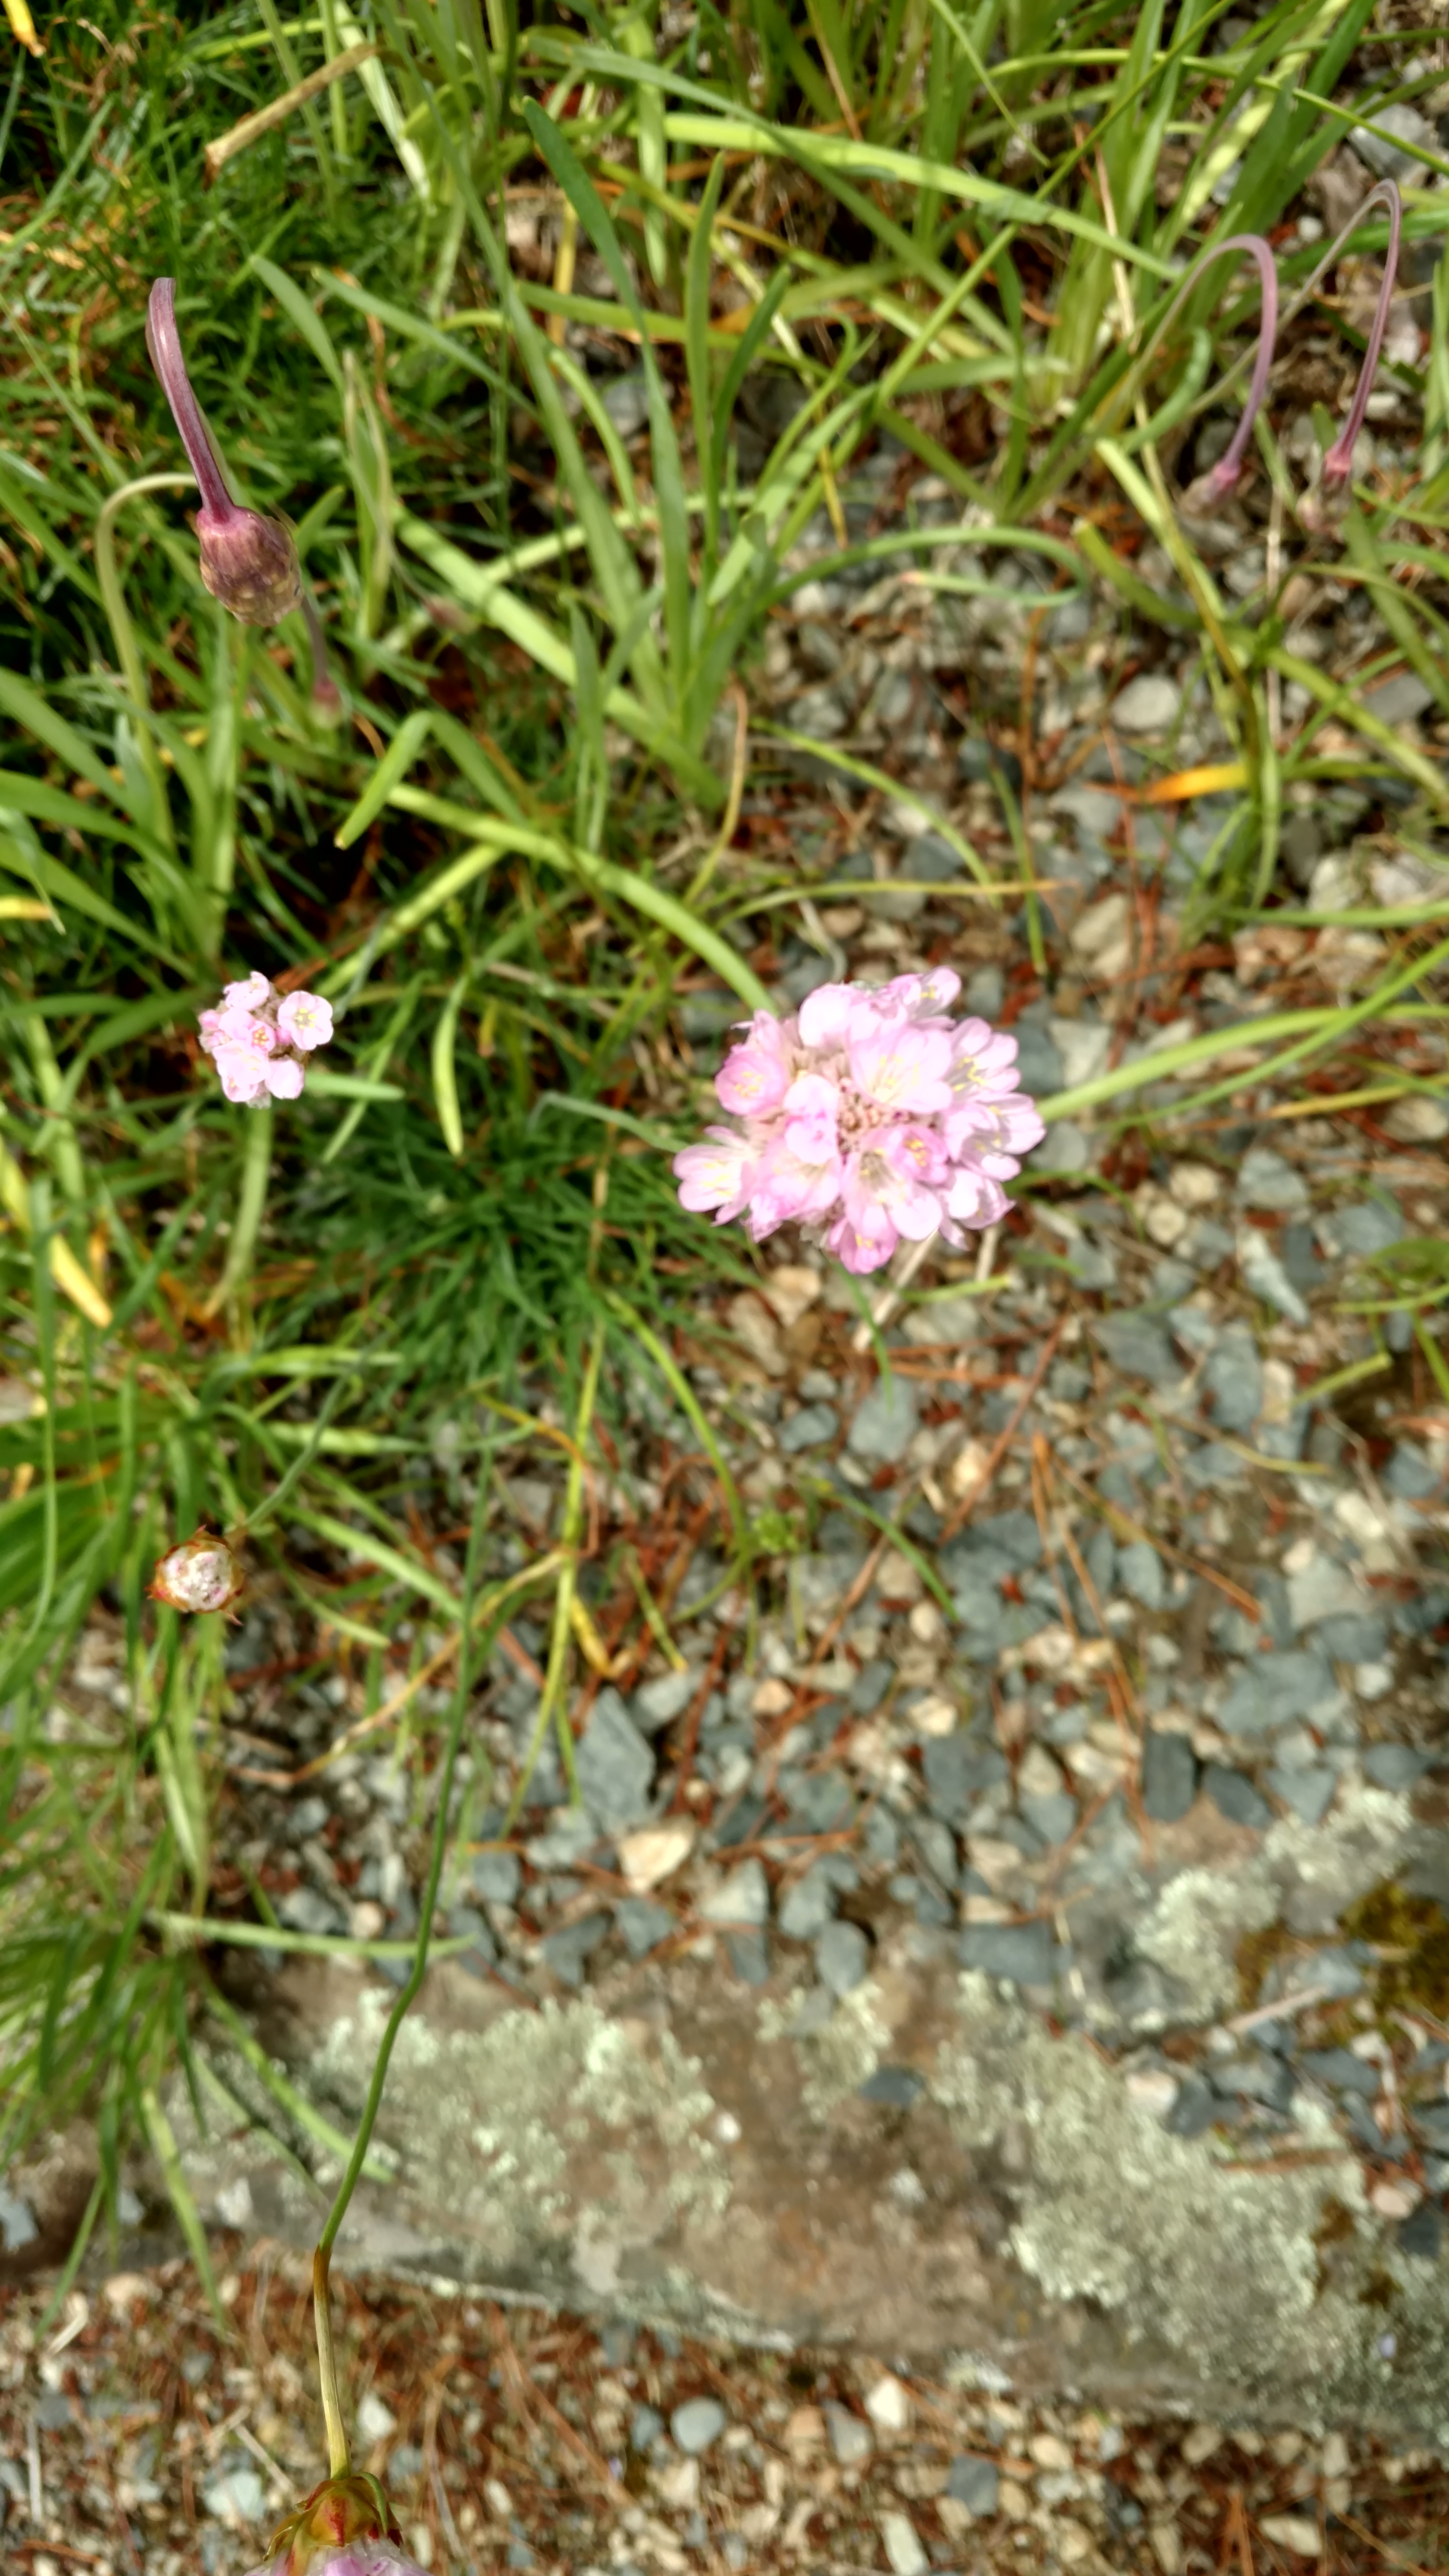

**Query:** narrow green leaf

left=431, top=973, right=468, bottom=1157
left=334, top=710, right=432, bottom=848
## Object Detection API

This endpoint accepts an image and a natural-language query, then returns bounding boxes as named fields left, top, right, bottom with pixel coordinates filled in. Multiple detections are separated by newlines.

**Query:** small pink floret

left=278, top=989, right=334, bottom=1051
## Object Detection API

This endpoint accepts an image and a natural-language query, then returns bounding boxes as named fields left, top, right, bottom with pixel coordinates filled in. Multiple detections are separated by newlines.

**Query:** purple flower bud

left=147, top=278, right=302, bottom=626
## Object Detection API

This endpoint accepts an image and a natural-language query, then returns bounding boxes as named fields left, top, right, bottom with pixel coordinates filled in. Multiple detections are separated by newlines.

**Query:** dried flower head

left=245, top=2474, right=426, bottom=2576
left=148, top=1529, right=243, bottom=1615
left=674, top=969, right=1043, bottom=1274
left=199, top=970, right=333, bottom=1106
left=147, top=278, right=302, bottom=626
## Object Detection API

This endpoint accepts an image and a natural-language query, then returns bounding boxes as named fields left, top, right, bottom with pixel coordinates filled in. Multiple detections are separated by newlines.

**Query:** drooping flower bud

left=147, top=278, right=302, bottom=626
left=148, top=1529, right=243, bottom=1615
left=245, top=2474, right=429, bottom=2576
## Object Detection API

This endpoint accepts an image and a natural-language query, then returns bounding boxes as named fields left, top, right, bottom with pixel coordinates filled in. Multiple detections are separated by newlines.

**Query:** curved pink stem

left=1190, top=236, right=1279, bottom=499
left=146, top=277, right=234, bottom=523
left=1319, top=180, right=1403, bottom=489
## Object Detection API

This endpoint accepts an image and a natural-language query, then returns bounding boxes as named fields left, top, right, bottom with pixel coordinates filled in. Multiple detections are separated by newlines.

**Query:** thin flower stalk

left=147, top=277, right=303, bottom=625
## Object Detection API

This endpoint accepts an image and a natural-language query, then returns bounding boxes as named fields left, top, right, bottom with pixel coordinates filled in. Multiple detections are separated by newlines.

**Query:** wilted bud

left=246, top=2474, right=428, bottom=2576
left=147, top=278, right=302, bottom=626
left=148, top=1529, right=243, bottom=1615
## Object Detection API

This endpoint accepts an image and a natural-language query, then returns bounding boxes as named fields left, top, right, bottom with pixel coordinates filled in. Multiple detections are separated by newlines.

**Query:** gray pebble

left=779, top=1864, right=839, bottom=1941
left=1012, top=1024, right=1064, bottom=1094
left=816, top=1918, right=871, bottom=1994
left=614, top=1896, right=674, bottom=1958
left=291, top=1795, right=329, bottom=1838
left=907, top=1814, right=959, bottom=1888
left=1204, top=1764, right=1272, bottom=1829
left=1237, top=1145, right=1309, bottom=1214
left=1317, top=1196, right=1404, bottom=1259
left=1398, top=2199, right=1444, bottom=2261
left=823, top=2402, right=873, bottom=2465
left=1089, top=1311, right=1181, bottom=1388
left=1142, top=1729, right=1197, bottom=1822
left=1267, top=1765, right=1337, bottom=1825
left=701, top=1858, right=770, bottom=1927
left=1318, top=1610, right=1388, bottom=1661
left=1363, top=1744, right=1432, bottom=1788
left=1299, top=2047, right=1380, bottom=2097
left=1210, top=2053, right=1294, bottom=2112
left=1219, top=1650, right=1335, bottom=1735
left=1308, top=1945, right=1367, bottom=1999
left=1020, top=1790, right=1077, bottom=1847
left=575, top=1690, right=656, bottom=1829
left=850, top=1657, right=894, bottom=1715
left=1182, top=1215, right=1235, bottom=1271
left=848, top=1375, right=920, bottom=1464
left=0, top=2183, right=38, bottom=2252
left=1119, top=1537, right=1165, bottom=1610
left=540, top=1913, right=610, bottom=1987
left=202, top=2468, right=267, bottom=2524
left=633, top=1668, right=699, bottom=1733
left=1237, top=1227, right=1310, bottom=1325
left=277, top=1888, right=346, bottom=1937
left=471, top=1846, right=522, bottom=1905
left=1165, top=2074, right=1219, bottom=2139
left=859, top=2065, right=925, bottom=2107
left=959, top=1920, right=1060, bottom=1986
left=1182, top=1440, right=1247, bottom=1490
left=601, top=371, right=649, bottom=436
left=1202, top=1324, right=1264, bottom=1434
left=946, top=2455, right=999, bottom=2515
left=725, top=1928, right=772, bottom=1986
left=671, top=2398, right=727, bottom=2455
left=631, top=2403, right=667, bottom=2451
left=1385, top=1442, right=1438, bottom=1501
left=780, top=1402, right=839, bottom=1453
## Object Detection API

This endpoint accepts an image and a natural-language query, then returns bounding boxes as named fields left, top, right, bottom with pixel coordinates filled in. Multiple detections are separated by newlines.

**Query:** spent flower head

left=200, top=970, right=332, bottom=1106
left=674, top=969, right=1044, bottom=1274
left=147, top=277, right=303, bottom=626
left=244, top=2474, right=425, bottom=2576
left=148, top=1529, right=243, bottom=1615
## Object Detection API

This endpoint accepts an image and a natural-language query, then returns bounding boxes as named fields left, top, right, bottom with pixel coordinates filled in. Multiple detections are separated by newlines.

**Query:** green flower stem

left=94, top=472, right=191, bottom=859
left=310, top=1478, right=491, bottom=2483
left=206, top=1100, right=273, bottom=1318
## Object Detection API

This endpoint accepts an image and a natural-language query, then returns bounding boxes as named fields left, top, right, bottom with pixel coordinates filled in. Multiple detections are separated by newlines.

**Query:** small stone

left=1120, top=1538, right=1165, bottom=1610
left=670, top=2397, right=726, bottom=2455
left=277, top=1888, right=345, bottom=1936
left=614, top=1895, right=674, bottom=1958
left=633, top=1668, right=699, bottom=1732
left=946, top=2455, right=999, bottom=2514
left=864, top=2372, right=912, bottom=2433
left=1113, top=672, right=1181, bottom=734
left=575, top=1690, right=655, bottom=1829
left=859, top=2065, right=925, bottom=2107
left=1029, top=2432, right=1073, bottom=2471
left=848, top=1375, right=920, bottom=1464
left=903, top=1293, right=982, bottom=1346
left=1383, top=1095, right=1449, bottom=1142
left=1150, top=2521, right=1184, bottom=2576
left=1363, top=1744, right=1430, bottom=1788
left=1058, top=2521, right=1094, bottom=2564
left=725, top=1928, right=771, bottom=1985
left=727, top=1289, right=787, bottom=1377
left=780, top=1402, right=838, bottom=1453
left=1170, top=1163, right=1222, bottom=1208
left=202, top=2467, right=267, bottom=2524
left=1182, top=2424, right=1222, bottom=2466
left=1317, top=1197, right=1404, bottom=1259
left=821, top=2401, right=873, bottom=2464
left=0, top=2183, right=39, bottom=2252
left=357, top=2391, right=398, bottom=2443
left=960, top=1919, right=1060, bottom=1986
left=1237, top=1227, right=1310, bottom=1325
left=779, top=1865, right=839, bottom=1941
left=1258, top=2515, right=1323, bottom=2559
left=879, top=2509, right=928, bottom=2576
left=699, top=1858, right=770, bottom=1927
left=631, top=2402, right=667, bottom=2452
left=763, top=1263, right=823, bottom=1329
left=1142, top=1727, right=1197, bottom=1821
left=1385, top=1441, right=1438, bottom=1501
left=1089, top=1312, right=1181, bottom=1388
left=1219, top=1650, right=1335, bottom=1736
left=816, top=1918, right=870, bottom=1994
left=1237, top=1146, right=1309, bottom=1214
left=541, top=1913, right=610, bottom=1987
left=1204, top=1765, right=1272, bottom=1829
left=1267, top=1766, right=1337, bottom=1825
left=1166, top=2074, right=1219, bottom=2138
left=1126, top=2067, right=1180, bottom=2119
left=1397, top=2197, right=1444, bottom=2259
left=617, top=1821, right=695, bottom=1892
left=1350, top=98, right=1436, bottom=180
left=1203, top=1325, right=1264, bottom=1434
left=1370, top=2179, right=1420, bottom=2220
left=471, top=1846, right=522, bottom=1904
left=1020, top=1790, right=1077, bottom=1846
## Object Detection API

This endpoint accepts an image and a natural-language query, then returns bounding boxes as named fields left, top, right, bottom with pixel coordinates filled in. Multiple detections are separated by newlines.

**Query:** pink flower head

left=673, top=1127, right=756, bottom=1221
left=715, top=1010, right=795, bottom=1116
left=199, top=968, right=332, bottom=1108
left=675, top=972, right=1041, bottom=1281
left=277, top=989, right=334, bottom=1051
left=245, top=2546, right=431, bottom=2576
left=149, top=1529, right=243, bottom=1615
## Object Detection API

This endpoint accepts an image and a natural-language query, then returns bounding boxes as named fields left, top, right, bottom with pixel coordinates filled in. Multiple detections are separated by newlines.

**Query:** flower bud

left=148, top=1529, right=243, bottom=1615
left=198, top=505, right=303, bottom=627
left=147, top=277, right=301, bottom=627
left=246, top=2474, right=429, bottom=2576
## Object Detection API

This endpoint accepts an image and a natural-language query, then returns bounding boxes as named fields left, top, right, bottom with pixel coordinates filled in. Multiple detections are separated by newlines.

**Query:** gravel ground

left=4, top=2255, right=1449, bottom=2576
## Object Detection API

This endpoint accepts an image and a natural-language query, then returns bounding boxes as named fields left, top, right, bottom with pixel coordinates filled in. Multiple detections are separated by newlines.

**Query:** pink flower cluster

left=673, top=969, right=1044, bottom=1274
left=199, top=970, right=334, bottom=1105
